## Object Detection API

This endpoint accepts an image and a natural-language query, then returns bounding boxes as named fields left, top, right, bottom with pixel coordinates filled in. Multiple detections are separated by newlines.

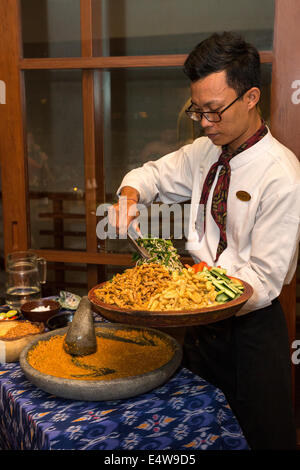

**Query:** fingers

left=108, top=198, right=139, bottom=237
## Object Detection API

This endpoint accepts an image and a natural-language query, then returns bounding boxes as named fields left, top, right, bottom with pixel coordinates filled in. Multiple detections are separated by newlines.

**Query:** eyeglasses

left=185, top=92, right=245, bottom=123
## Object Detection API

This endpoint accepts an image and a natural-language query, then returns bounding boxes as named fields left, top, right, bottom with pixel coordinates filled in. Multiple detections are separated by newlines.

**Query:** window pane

left=94, top=0, right=274, bottom=56
left=24, top=70, right=86, bottom=252
left=103, top=68, right=192, bottom=199
left=101, top=64, right=272, bottom=256
left=21, top=0, right=81, bottom=58
left=42, top=262, right=88, bottom=297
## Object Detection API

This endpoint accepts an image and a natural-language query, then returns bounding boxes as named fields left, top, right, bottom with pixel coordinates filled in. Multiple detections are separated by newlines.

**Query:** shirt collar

left=221, top=120, right=268, bottom=158
left=228, top=127, right=272, bottom=170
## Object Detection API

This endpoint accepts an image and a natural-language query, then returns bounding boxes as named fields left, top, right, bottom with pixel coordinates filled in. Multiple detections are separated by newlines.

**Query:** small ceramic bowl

left=47, top=312, right=74, bottom=330
left=21, top=299, right=61, bottom=323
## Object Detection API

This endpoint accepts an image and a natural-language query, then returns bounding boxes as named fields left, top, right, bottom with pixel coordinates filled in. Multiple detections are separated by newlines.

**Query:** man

left=110, top=32, right=300, bottom=449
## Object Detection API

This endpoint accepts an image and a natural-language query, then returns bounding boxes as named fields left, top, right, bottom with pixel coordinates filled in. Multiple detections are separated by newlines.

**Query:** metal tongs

left=127, top=221, right=151, bottom=260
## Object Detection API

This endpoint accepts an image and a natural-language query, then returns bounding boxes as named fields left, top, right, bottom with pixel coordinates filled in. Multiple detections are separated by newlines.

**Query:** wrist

left=119, top=196, right=138, bottom=202
left=119, top=187, right=140, bottom=203
left=124, top=198, right=138, bottom=203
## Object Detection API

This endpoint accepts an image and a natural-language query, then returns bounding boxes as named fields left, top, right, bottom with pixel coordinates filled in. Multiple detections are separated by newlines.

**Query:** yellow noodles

left=147, top=268, right=217, bottom=311
left=94, top=264, right=218, bottom=311
left=94, top=263, right=172, bottom=310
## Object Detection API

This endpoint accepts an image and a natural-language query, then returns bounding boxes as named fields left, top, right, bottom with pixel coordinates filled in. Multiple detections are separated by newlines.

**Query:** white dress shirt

left=118, top=130, right=300, bottom=314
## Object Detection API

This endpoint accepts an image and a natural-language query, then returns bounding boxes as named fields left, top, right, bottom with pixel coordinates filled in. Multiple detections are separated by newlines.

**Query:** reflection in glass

left=43, top=262, right=88, bottom=297
left=103, top=68, right=193, bottom=200
left=21, top=0, right=81, bottom=58
left=94, top=0, right=274, bottom=56
left=24, top=70, right=86, bottom=252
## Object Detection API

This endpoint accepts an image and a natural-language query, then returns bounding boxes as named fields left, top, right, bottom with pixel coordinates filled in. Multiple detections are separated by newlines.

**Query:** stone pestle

left=63, top=296, right=97, bottom=356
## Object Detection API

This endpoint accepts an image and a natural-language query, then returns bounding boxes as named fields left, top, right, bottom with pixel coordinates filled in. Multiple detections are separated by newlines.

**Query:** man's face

left=190, top=70, right=253, bottom=148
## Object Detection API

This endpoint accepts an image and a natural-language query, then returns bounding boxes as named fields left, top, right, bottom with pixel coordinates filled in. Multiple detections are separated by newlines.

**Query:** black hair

left=184, top=32, right=261, bottom=96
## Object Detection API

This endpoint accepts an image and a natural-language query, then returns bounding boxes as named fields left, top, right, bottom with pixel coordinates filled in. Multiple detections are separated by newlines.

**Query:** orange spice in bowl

left=0, top=321, right=44, bottom=340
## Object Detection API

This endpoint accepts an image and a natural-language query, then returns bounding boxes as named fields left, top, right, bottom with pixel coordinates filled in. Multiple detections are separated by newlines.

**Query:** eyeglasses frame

left=185, top=91, right=247, bottom=123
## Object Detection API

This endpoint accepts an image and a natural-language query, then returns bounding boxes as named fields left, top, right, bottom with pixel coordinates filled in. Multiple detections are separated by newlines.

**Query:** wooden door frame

left=0, top=0, right=299, bottom=394
left=0, top=1, right=29, bottom=253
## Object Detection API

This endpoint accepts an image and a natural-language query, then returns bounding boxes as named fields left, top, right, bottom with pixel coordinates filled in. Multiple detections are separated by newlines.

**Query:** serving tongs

left=127, top=221, right=151, bottom=260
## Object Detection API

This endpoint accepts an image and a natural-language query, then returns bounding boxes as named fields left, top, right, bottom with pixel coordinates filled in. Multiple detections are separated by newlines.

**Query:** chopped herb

left=135, top=237, right=183, bottom=272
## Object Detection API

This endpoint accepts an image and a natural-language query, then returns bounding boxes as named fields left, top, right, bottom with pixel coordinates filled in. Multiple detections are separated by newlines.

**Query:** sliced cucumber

left=210, top=269, right=244, bottom=294
left=216, top=293, right=230, bottom=303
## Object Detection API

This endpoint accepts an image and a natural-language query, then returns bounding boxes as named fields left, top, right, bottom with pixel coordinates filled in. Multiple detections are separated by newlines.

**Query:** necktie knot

left=218, top=150, right=234, bottom=167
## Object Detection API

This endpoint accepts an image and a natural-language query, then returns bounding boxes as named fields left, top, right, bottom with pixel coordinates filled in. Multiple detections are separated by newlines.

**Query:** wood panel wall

left=271, top=0, right=300, bottom=404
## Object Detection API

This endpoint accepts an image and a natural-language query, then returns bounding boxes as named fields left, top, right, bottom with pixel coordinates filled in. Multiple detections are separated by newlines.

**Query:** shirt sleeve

left=117, top=144, right=194, bottom=205
left=232, top=183, right=300, bottom=314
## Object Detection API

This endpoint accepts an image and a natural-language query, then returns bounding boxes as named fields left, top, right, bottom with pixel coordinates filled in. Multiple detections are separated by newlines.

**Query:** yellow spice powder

left=1, top=322, right=41, bottom=339
left=27, top=329, right=174, bottom=381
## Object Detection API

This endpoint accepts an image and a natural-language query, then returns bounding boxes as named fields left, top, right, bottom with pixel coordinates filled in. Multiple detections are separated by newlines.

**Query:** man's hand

left=108, top=187, right=140, bottom=236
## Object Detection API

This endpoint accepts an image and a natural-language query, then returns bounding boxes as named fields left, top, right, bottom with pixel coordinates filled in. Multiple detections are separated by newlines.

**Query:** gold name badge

left=236, top=190, right=251, bottom=201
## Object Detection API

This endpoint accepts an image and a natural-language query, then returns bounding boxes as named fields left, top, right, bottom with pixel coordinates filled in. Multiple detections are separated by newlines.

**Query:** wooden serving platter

left=88, top=279, right=253, bottom=328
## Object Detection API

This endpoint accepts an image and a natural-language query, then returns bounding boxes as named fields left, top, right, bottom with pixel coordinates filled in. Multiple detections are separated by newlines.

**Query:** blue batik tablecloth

left=0, top=363, right=248, bottom=450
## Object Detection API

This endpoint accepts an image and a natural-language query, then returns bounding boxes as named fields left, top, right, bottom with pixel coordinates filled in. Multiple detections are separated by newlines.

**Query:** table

left=0, top=363, right=248, bottom=450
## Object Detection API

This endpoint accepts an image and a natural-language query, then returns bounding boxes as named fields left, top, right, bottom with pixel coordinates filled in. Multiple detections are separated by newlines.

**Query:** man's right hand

left=108, top=187, right=140, bottom=236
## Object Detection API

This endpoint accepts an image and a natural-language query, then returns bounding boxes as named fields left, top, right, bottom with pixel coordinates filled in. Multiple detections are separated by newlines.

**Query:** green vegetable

left=216, top=293, right=230, bottom=303
left=135, top=237, right=184, bottom=272
left=198, top=266, right=244, bottom=304
left=210, top=268, right=243, bottom=294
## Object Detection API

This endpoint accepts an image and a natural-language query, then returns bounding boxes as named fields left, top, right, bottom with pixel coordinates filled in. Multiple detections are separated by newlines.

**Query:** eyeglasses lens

left=186, top=111, right=221, bottom=123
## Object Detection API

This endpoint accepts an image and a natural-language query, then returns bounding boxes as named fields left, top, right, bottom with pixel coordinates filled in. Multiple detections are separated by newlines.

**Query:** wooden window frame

left=0, top=0, right=299, bottom=399
left=0, top=1, right=274, bottom=268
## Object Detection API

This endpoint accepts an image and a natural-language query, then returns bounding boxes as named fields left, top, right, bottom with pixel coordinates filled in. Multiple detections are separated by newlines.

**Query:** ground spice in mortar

left=27, top=328, right=174, bottom=380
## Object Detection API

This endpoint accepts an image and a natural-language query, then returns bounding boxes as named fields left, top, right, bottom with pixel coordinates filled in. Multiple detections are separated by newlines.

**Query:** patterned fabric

left=200, top=122, right=268, bottom=261
left=0, top=364, right=249, bottom=450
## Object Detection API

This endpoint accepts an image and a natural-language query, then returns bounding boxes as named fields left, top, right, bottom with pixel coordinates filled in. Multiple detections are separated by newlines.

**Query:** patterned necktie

left=200, top=122, right=268, bottom=262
